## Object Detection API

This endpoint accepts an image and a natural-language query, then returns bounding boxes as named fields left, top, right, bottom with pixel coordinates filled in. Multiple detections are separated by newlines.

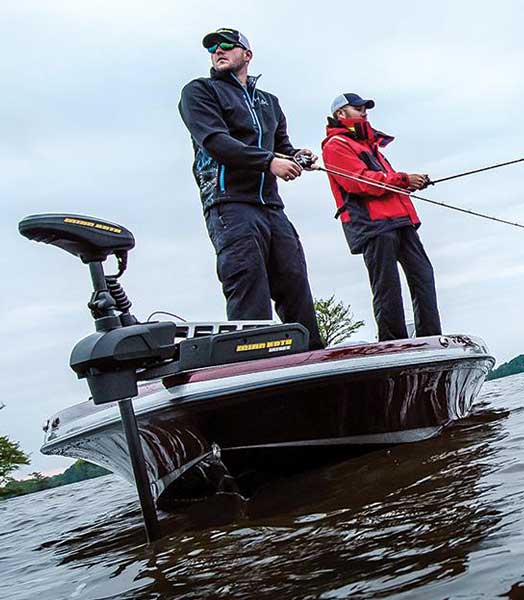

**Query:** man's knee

left=269, top=214, right=310, bottom=280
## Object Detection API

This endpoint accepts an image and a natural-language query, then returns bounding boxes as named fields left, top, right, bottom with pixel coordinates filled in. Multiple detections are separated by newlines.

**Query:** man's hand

left=294, top=148, right=318, bottom=170
left=270, top=157, right=303, bottom=181
left=407, top=174, right=430, bottom=191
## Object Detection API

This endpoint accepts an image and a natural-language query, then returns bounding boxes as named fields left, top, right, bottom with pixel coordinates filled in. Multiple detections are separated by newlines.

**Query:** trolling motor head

left=19, top=213, right=135, bottom=264
left=19, top=213, right=177, bottom=404
left=19, top=213, right=137, bottom=329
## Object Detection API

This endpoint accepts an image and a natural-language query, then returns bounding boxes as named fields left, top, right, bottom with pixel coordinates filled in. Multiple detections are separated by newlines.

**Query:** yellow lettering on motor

left=236, top=342, right=267, bottom=352
left=94, top=223, right=121, bottom=234
left=266, top=339, right=293, bottom=348
left=236, top=339, right=293, bottom=352
left=64, top=218, right=95, bottom=228
left=63, top=218, right=121, bottom=234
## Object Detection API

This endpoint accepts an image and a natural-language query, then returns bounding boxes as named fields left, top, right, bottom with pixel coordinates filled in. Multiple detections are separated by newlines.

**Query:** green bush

left=314, top=295, right=365, bottom=347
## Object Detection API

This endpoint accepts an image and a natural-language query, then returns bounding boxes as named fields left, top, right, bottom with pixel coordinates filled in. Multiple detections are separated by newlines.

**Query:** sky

left=1, top=0, right=523, bottom=477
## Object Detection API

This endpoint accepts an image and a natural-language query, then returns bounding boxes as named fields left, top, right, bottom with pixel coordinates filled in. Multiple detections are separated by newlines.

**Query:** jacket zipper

left=232, top=74, right=266, bottom=204
left=218, top=164, right=226, bottom=192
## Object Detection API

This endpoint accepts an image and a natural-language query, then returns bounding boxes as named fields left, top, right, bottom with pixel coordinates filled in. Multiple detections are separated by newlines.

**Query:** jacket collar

left=324, top=116, right=395, bottom=148
left=210, top=68, right=261, bottom=92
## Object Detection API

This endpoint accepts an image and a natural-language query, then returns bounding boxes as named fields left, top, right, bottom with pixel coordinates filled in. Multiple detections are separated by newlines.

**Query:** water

left=2, top=375, right=524, bottom=600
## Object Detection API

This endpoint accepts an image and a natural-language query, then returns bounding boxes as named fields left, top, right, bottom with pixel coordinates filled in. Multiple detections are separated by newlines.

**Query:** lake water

left=2, top=374, right=524, bottom=599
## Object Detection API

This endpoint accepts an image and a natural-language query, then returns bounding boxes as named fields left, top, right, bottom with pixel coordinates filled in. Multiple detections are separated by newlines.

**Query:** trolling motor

left=19, top=213, right=310, bottom=543
left=19, top=213, right=169, bottom=542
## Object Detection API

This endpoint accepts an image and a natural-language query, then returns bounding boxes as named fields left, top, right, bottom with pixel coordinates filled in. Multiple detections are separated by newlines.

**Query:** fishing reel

left=294, top=152, right=315, bottom=169
left=274, top=151, right=317, bottom=170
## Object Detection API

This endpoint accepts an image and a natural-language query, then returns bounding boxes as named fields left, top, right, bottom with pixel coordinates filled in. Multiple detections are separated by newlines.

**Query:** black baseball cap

left=331, top=93, right=375, bottom=115
left=202, top=28, right=251, bottom=50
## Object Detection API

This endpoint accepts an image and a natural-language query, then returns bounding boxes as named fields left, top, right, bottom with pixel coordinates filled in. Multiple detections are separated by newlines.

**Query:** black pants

left=205, top=203, right=323, bottom=349
left=362, top=226, right=442, bottom=341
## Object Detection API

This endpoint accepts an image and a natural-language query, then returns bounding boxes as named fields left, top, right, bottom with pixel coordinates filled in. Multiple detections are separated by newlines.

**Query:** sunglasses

left=207, top=42, right=243, bottom=54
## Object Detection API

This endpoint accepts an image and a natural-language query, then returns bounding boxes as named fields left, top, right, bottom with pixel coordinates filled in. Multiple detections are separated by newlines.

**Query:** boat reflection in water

left=237, top=402, right=509, bottom=598
left=37, top=397, right=511, bottom=600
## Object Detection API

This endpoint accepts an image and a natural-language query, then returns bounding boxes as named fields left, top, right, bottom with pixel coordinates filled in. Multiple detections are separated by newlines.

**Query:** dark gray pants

left=205, top=203, right=323, bottom=349
left=362, top=226, right=442, bottom=341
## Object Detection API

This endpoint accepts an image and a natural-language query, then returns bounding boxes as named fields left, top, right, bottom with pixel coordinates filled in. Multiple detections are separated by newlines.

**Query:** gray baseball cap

left=202, top=28, right=251, bottom=50
left=331, top=93, right=375, bottom=115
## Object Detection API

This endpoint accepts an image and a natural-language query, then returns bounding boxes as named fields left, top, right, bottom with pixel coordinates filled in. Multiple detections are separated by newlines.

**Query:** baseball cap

left=202, top=28, right=251, bottom=50
left=331, top=93, right=375, bottom=115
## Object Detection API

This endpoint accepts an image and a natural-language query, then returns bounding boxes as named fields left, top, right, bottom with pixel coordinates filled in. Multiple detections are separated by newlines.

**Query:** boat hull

left=41, top=335, right=494, bottom=508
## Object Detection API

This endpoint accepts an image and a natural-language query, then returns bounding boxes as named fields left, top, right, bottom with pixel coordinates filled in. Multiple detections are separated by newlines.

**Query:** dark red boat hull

left=42, top=335, right=494, bottom=508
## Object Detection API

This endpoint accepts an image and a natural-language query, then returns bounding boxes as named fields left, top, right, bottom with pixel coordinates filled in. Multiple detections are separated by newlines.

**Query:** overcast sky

left=1, top=0, right=523, bottom=477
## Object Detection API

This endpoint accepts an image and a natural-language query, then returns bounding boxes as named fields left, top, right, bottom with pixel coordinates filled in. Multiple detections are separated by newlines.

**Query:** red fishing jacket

left=321, top=117, right=420, bottom=254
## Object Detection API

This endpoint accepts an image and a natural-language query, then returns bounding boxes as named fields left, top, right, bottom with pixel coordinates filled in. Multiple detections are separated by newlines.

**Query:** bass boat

left=19, top=214, right=494, bottom=540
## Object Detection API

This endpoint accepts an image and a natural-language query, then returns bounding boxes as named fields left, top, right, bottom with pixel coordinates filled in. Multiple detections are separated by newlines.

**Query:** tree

left=1, top=458, right=110, bottom=500
left=314, top=295, right=365, bottom=347
left=0, top=435, right=30, bottom=485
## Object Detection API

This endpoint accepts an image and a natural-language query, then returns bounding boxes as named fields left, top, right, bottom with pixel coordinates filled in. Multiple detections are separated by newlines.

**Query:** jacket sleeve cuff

left=264, top=153, right=275, bottom=171
left=398, top=172, right=410, bottom=188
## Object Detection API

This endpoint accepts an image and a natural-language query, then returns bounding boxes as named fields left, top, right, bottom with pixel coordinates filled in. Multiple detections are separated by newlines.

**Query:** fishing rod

left=276, top=153, right=524, bottom=230
left=429, top=157, right=524, bottom=185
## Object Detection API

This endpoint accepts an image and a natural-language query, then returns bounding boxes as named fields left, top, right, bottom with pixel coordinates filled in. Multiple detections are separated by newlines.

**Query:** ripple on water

left=1, top=376, right=524, bottom=599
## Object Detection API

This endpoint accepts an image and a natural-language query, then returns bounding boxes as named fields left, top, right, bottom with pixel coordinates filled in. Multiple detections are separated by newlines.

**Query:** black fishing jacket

left=179, top=69, right=297, bottom=213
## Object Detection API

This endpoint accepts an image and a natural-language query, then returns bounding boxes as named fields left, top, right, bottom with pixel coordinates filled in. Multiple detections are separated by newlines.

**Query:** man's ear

left=245, top=49, right=253, bottom=62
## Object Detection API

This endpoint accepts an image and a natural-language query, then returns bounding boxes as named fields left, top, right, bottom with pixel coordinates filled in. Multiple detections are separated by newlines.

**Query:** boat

left=41, top=331, right=493, bottom=507
left=20, top=214, right=494, bottom=523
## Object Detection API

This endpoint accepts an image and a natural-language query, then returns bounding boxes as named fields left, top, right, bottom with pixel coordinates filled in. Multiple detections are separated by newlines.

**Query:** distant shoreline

left=0, top=460, right=110, bottom=500
left=486, top=354, right=524, bottom=381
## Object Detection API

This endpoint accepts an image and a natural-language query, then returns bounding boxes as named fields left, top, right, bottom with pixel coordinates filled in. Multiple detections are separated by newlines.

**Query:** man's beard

left=214, top=56, right=248, bottom=75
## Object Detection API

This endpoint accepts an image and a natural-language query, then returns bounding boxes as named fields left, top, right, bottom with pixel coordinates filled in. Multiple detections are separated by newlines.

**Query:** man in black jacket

left=179, top=28, right=323, bottom=349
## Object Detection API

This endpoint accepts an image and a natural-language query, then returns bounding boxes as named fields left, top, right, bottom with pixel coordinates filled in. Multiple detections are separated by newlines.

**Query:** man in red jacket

left=321, top=93, right=441, bottom=341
